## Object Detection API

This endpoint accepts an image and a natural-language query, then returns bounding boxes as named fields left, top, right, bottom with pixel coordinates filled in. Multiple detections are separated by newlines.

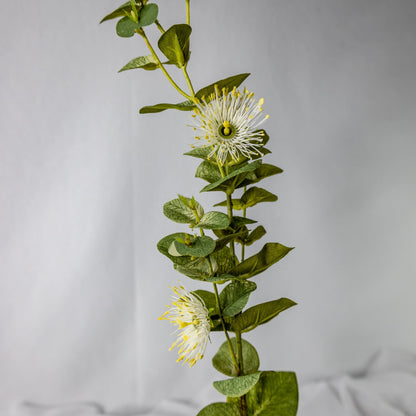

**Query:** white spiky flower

left=190, top=86, right=269, bottom=165
left=159, top=285, right=211, bottom=368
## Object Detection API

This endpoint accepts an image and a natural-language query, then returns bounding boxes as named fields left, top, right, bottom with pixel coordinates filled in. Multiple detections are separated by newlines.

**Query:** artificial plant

left=101, top=1, right=299, bottom=415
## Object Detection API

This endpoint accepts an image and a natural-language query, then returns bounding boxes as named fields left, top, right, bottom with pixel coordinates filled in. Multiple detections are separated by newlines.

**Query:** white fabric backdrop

left=1, top=0, right=416, bottom=412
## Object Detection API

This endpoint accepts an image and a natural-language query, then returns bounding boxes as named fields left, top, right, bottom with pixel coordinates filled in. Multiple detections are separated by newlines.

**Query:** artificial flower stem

left=226, top=191, right=236, bottom=260
left=155, top=19, right=165, bottom=33
left=215, top=155, right=226, bottom=178
left=182, top=65, right=196, bottom=98
left=236, top=330, right=244, bottom=374
left=139, top=30, right=193, bottom=101
left=185, top=0, right=190, bottom=25
left=213, top=283, right=240, bottom=375
left=236, top=330, right=247, bottom=416
left=241, top=187, right=247, bottom=261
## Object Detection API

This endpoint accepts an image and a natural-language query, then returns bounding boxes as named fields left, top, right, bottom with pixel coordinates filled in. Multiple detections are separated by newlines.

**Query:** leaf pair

left=200, top=160, right=263, bottom=193
left=216, top=187, right=277, bottom=211
left=163, top=195, right=230, bottom=230
left=198, top=372, right=298, bottom=416
left=116, top=4, right=159, bottom=37
left=140, top=73, right=251, bottom=114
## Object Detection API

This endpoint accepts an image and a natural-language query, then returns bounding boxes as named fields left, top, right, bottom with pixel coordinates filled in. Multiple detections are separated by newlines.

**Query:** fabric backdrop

left=1, top=0, right=416, bottom=413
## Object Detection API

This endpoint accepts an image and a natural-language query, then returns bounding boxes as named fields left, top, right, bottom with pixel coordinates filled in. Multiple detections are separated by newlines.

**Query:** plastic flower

left=159, top=285, right=211, bottom=367
left=190, top=85, right=269, bottom=164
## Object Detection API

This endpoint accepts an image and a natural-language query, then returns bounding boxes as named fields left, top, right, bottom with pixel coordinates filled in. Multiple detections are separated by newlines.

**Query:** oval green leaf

left=174, top=257, right=212, bottom=280
left=157, top=233, right=191, bottom=265
left=213, top=372, right=261, bottom=397
left=220, top=280, right=257, bottom=317
left=158, top=24, right=192, bottom=67
left=240, top=187, right=278, bottom=208
left=196, top=211, right=230, bottom=230
left=172, top=235, right=216, bottom=257
left=197, top=402, right=240, bottom=416
left=245, top=226, right=267, bottom=246
left=212, top=337, right=260, bottom=377
left=195, top=160, right=222, bottom=183
left=244, top=371, right=298, bottom=416
left=201, top=160, right=262, bottom=193
left=193, top=290, right=217, bottom=313
left=163, top=197, right=203, bottom=224
left=138, top=3, right=158, bottom=27
left=116, top=16, right=139, bottom=38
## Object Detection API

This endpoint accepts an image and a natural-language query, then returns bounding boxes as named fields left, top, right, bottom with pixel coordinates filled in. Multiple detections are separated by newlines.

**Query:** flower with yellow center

left=190, top=85, right=269, bottom=165
left=159, top=285, right=211, bottom=368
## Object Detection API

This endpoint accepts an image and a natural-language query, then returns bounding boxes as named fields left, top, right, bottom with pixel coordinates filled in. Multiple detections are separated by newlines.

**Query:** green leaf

left=214, top=199, right=245, bottom=210
left=244, top=371, right=298, bottom=416
left=201, top=160, right=262, bottom=193
left=204, top=274, right=235, bottom=284
left=212, top=337, right=260, bottom=377
left=231, top=298, right=297, bottom=333
left=213, top=372, right=261, bottom=397
left=220, top=280, right=257, bottom=317
left=232, top=216, right=257, bottom=227
left=174, top=256, right=212, bottom=280
left=209, top=246, right=235, bottom=275
left=197, top=402, right=240, bottom=416
left=217, top=188, right=277, bottom=210
left=240, top=187, right=278, bottom=208
left=196, top=211, right=230, bottom=230
left=238, top=163, right=283, bottom=188
left=163, top=197, right=204, bottom=224
left=139, top=100, right=195, bottom=114
left=139, top=74, right=251, bottom=115
left=193, top=290, right=217, bottom=313
left=245, top=226, right=267, bottom=246
left=100, top=1, right=139, bottom=23
left=138, top=3, right=158, bottom=26
left=261, top=130, right=270, bottom=146
left=118, top=55, right=159, bottom=72
left=158, top=24, right=192, bottom=67
left=116, top=16, right=139, bottom=38
left=196, top=73, right=250, bottom=100
left=231, top=243, right=294, bottom=280
left=214, top=232, right=247, bottom=251
left=170, top=235, right=216, bottom=257
left=157, top=233, right=191, bottom=265
left=184, top=147, right=212, bottom=160
left=195, top=160, right=222, bottom=183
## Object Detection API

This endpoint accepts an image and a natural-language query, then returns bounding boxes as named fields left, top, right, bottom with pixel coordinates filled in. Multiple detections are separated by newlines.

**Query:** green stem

left=241, top=186, right=247, bottom=261
left=139, top=29, right=193, bottom=101
left=213, top=283, right=240, bottom=375
left=155, top=19, right=165, bottom=33
left=236, top=330, right=244, bottom=374
left=185, top=0, right=190, bottom=25
left=236, top=331, right=247, bottom=416
left=182, top=65, right=196, bottom=97
left=215, top=155, right=226, bottom=178
left=226, top=191, right=236, bottom=260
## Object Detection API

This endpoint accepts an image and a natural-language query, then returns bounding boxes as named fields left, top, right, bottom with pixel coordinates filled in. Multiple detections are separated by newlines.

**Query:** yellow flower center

left=222, top=120, right=231, bottom=136
left=219, top=120, right=235, bottom=139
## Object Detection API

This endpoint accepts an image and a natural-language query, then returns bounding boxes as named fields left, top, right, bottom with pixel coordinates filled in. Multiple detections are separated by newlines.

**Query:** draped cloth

left=13, top=349, right=416, bottom=416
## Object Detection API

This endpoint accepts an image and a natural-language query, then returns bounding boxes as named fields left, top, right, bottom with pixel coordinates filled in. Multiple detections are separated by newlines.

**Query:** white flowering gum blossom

left=159, top=286, right=211, bottom=368
left=190, top=85, right=269, bottom=165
